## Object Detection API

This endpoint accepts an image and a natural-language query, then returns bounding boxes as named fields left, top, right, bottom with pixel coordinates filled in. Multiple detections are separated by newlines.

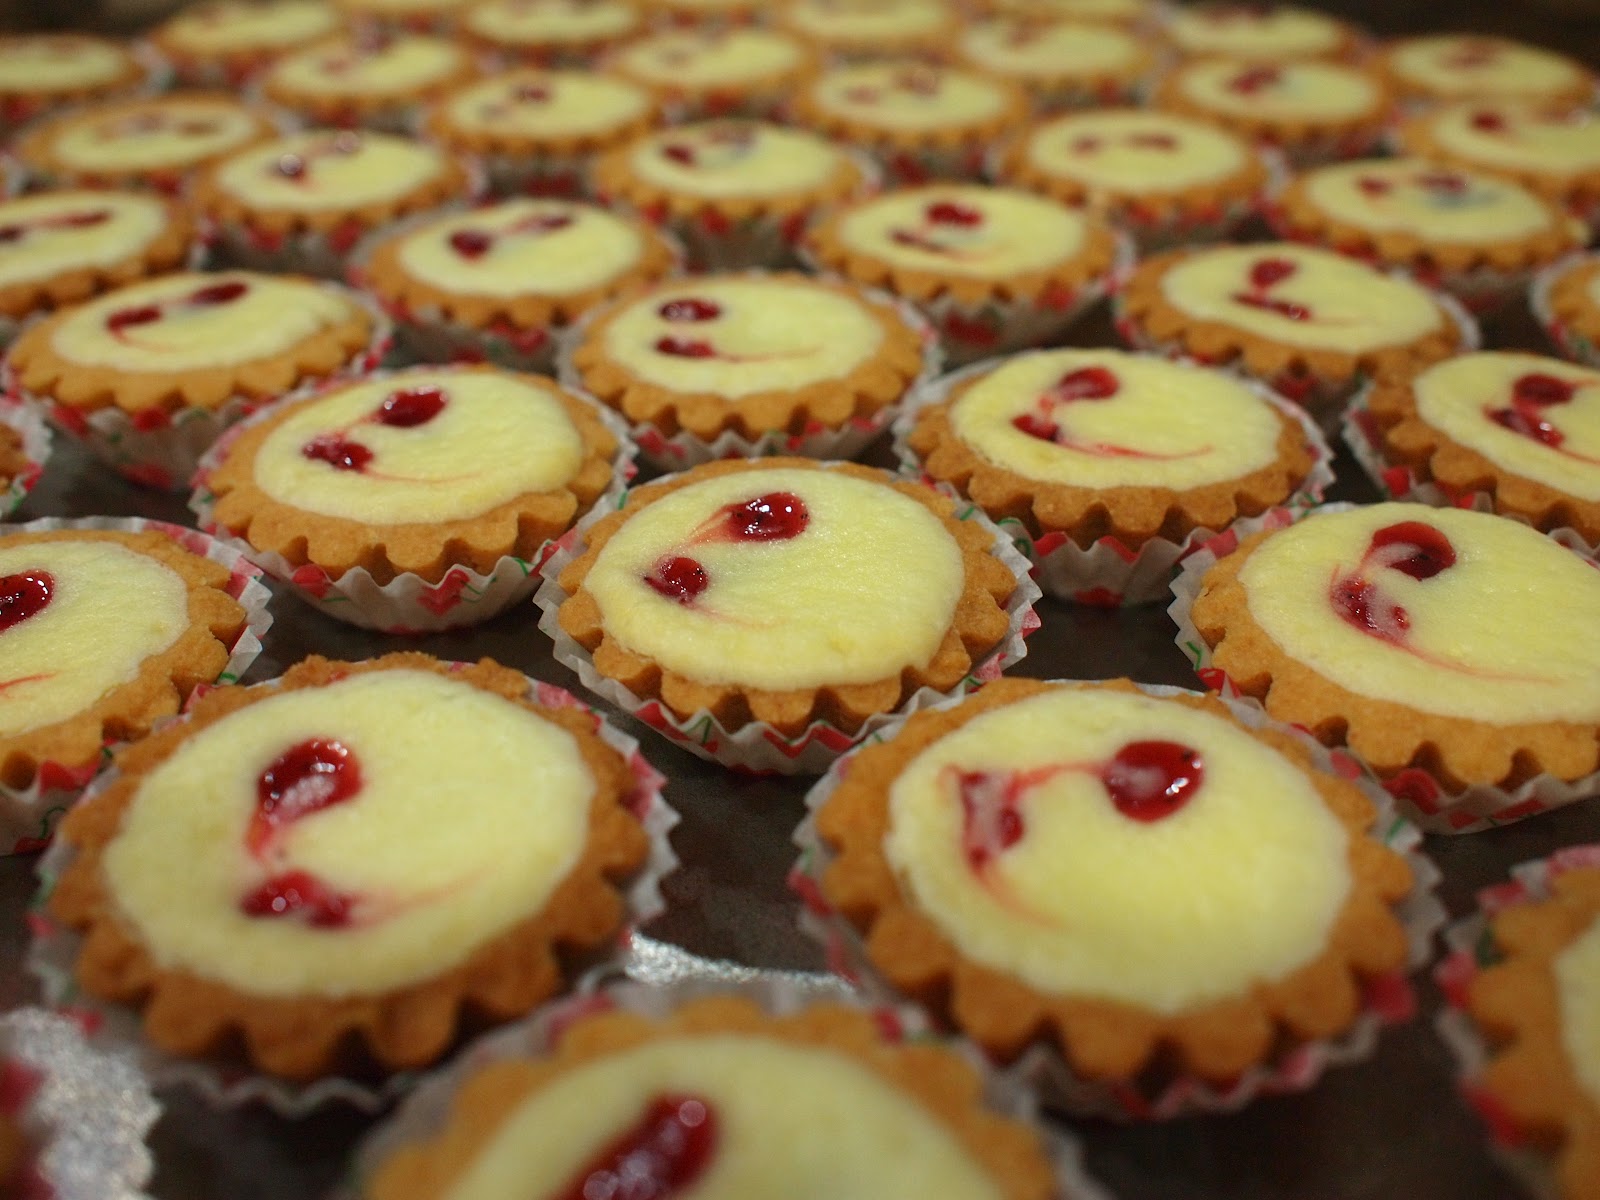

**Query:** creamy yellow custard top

left=398, top=200, right=645, bottom=298
left=600, top=277, right=884, bottom=398
left=1388, top=35, right=1589, bottom=101
left=1236, top=502, right=1600, bottom=724
left=810, top=62, right=1008, bottom=130
left=51, top=272, right=356, bottom=373
left=444, top=1036, right=1005, bottom=1200
left=269, top=33, right=465, bottom=95
left=1301, top=158, right=1560, bottom=242
left=162, top=1, right=340, bottom=54
left=1159, top=243, right=1445, bottom=355
left=884, top=687, right=1351, bottom=1011
left=464, top=0, right=639, bottom=44
left=1176, top=59, right=1381, bottom=120
left=990, top=0, right=1149, bottom=20
left=836, top=184, right=1087, bottom=279
left=0, top=36, right=130, bottom=91
left=614, top=28, right=806, bottom=88
left=214, top=131, right=446, bottom=211
left=584, top=467, right=966, bottom=691
left=1168, top=4, right=1347, bottom=59
left=783, top=0, right=951, bottom=41
left=1422, top=104, right=1600, bottom=177
left=0, top=192, right=170, bottom=290
left=49, top=99, right=263, bottom=174
left=1025, top=108, right=1249, bottom=192
left=629, top=121, right=847, bottom=199
left=959, top=17, right=1142, bottom=77
left=340, top=0, right=471, bottom=13
left=1556, top=911, right=1600, bottom=1109
left=0, top=539, right=189, bottom=738
left=440, top=70, right=651, bottom=138
left=1411, top=352, right=1600, bottom=503
left=99, top=670, right=594, bottom=997
left=950, top=348, right=1286, bottom=491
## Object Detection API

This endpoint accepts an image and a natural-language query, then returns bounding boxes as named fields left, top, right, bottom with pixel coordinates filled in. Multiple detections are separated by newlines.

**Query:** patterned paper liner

left=890, top=352, right=1337, bottom=605
left=0, top=515, right=274, bottom=857
left=1530, top=252, right=1600, bottom=370
left=343, top=974, right=1114, bottom=1200
left=1167, top=501, right=1600, bottom=834
left=1341, top=386, right=1599, bottom=559
left=0, top=1008, right=160, bottom=1200
left=553, top=273, right=942, bottom=472
left=1433, top=842, right=1600, bottom=1200
left=1270, top=123, right=1389, bottom=172
left=532, top=475, right=1044, bottom=775
left=3, top=284, right=391, bottom=493
left=24, top=670, right=679, bottom=1117
left=0, top=397, right=49, bottom=518
left=787, top=681, right=1446, bottom=1121
left=189, top=365, right=637, bottom=633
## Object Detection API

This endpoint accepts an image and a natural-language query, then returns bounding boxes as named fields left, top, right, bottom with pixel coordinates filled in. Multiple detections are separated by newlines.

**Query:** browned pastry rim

left=422, top=68, right=663, bottom=160
left=954, top=14, right=1155, bottom=91
left=149, top=4, right=343, bottom=81
left=1190, top=526, right=1600, bottom=788
left=48, top=653, right=652, bottom=1082
left=206, top=366, right=620, bottom=585
left=792, top=65, right=1029, bottom=158
left=814, top=676, right=1414, bottom=1082
left=0, top=34, right=148, bottom=112
left=1549, top=256, right=1600, bottom=364
left=0, top=529, right=247, bottom=790
left=0, top=425, right=25, bottom=492
left=1375, top=35, right=1598, bottom=110
left=260, top=34, right=478, bottom=124
left=556, top=457, right=1017, bottom=737
left=365, top=995, right=1057, bottom=1200
left=1154, top=59, right=1394, bottom=151
left=1394, top=103, right=1600, bottom=216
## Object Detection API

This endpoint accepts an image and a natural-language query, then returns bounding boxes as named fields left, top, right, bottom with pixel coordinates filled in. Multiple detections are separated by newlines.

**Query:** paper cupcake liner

left=1168, top=502, right=1600, bottom=834
left=0, top=397, right=50, bottom=518
left=344, top=975, right=1112, bottom=1200
left=873, top=138, right=991, bottom=187
left=890, top=352, right=1336, bottom=605
left=24, top=669, right=678, bottom=1117
left=0, top=1008, right=160, bottom=1200
left=1530, top=252, right=1600, bottom=370
left=189, top=366, right=637, bottom=633
left=788, top=681, right=1446, bottom=1121
left=0, top=515, right=273, bottom=857
left=1272, top=124, right=1389, bottom=171
left=532, top=473, right=1043, bottom=775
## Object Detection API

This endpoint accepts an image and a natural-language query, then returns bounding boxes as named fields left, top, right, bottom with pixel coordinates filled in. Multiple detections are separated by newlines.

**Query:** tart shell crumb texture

left=1541, top=254, right=1600, bottom=369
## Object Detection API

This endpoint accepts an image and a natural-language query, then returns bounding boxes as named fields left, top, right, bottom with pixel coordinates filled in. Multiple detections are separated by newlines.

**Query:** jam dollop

left=239, top=870, right=357, bottom=928
left=301, top=434, right=374, bottom=473
left=1100, top=740, right=1205, bottom=822
left=552, top=1095, right=717, bottom=1200
left=1329, top=520, right=1457, bottom=644
left=644, top=555, right=709, bottom=605
left=0, top=571, right=52, bottom=635
left=375, top=385, right=447, bottom=428
left=248, top=738, right=363, bottom=855
left=658, top=298, right=721, bottom=323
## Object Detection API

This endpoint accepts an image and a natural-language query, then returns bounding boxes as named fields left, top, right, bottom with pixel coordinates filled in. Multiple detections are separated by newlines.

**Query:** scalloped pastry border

left=1547, top=256, right=1600, bottom=358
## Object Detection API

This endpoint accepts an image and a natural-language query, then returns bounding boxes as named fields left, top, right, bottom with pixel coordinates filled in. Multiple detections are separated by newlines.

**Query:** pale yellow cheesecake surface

left=464, top=0, right=639, bottom=45
left=629, top=121, right=846, bottom=199
left=1557, top=913, right=1600, bottom=1107
left=440, top=70, right=651, bottom=138
left=0, top=36, right=130, bottom=91
left=1388, top=35, right=1590, bottom=102
left=49, top=100, right=263, bottom=174
left=1168, top=4, right=1348, bottom=59
left=0, top=192, right=171, bottom=290
left=162, top=1, right=340, bottom=54
left=959, top=18, right=1143, bottom=77
left=268, top=34, right=465, bottom=95
left=1300, top=157, right=1560, bottom=242
left=214, top=131, right=446, bottom=211
left=1176, top=59, right=1380, bottom=120
left=1025, top=108, right=1249, bottom=192
left=1421, top=104, right=1600, bottom=177
left=783, top=0, right=951, bottom=42
left=614, top=28, right=807, bottom=88
left=810, top=62, right=1008, bottom=131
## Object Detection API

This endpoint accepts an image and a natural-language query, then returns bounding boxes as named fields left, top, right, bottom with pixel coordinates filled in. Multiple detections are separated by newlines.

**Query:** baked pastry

left=607, top=27, right=819, bottom=120
left=362, top=994, right=1060, bottom=1200
left=811, top=677, right=1415, bottom=1087
left=953, top=15, right=1153, bottom=113
left=553, top=457, right=1019, bottom=742
left=976, top=0, right=1158, bottom=25
left=793, top=61, right=1027, bottom=184
left=193, top=129, right=468, bottom=277
left=807, top=183, right=1120, bottom=365
left=996, top=107, right=1268, bottom=251
left=333, top=0, right=475, bottom=32
left=460, top=0, right=643, bottom=65
left=0, top=35, right=152, bottom=135
left=0, top=401, right=44, bottom=516
left=1357, top=352, right=1600, bottom=545
left=1377, top=35, right=1596, bottom=110
left=13, top=95, right=275, bottom=195
left=1164, top=3, right=1364, bottom=61
left=777, top=0, right=961, bottom=62
left=45, top=653, right=653, bottom=1081
left=1187, top=501, right=1600, bottom=791
left=358, top=197, right=676, bottom=371
left=640, top=0, right=763, bottom=25
left=1537, top=253, right=1600, bottom=370
left=260, top=31, right=477, bottom=131
left=151, top=0, right=344, bottom=86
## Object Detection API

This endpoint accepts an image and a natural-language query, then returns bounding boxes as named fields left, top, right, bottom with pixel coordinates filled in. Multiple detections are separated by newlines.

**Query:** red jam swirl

left=552, top=1095, right=718, bottom=1200
left=0, top=571, right=52, bottom=635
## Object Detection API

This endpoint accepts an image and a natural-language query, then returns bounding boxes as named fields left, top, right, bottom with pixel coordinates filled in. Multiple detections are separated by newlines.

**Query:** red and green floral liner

left=1531, top=253, right=1600, bottom=371
left=532, top=475, right=1043, bottom=775
left=25, top=667, right=677, bottom=1117
left=0, top=516, right=274, bottom=858
left=1167, top=502, right=1600, bottom=834
left=891, top=352, right=1337, bottom=606
left=0, top=398, right=49, bottom=518
left=787, top=680, right=1444, bottom=1121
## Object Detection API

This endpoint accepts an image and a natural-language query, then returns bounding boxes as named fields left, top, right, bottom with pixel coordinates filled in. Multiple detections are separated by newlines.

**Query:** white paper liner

left=0, top=1008, right=160, bottom=1200
left=1167, top=501, right=1600, bottom=834
left=1530, top=251, right=1600, bottom=370
left=0, top=515, right=273, bottom=857
left=788, top=680, right=1446, bottom=1121
left=890, top=351, right=1337, bottom=605
left=553, top=271, right=942, bottom=471
left=24, top=669, right=679, bottom=1117
left=3, top=282, right=391, bottom=493
left=533, top=466, right=1044, bottom=775
left=189, top=364, right=637, bottom=633
left=0, top=396, right=50, bottom=517
left=344, top=975, right=1113, bottom=1200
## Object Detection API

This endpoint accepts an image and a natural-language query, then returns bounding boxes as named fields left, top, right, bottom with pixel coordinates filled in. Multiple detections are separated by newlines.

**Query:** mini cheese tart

left=1154, top=58, right=1393, bottom=168
left=1538, top=253, right=1600, bottom=370
left=151, top=0, right=345, bottom=87
left=13, top=95, right=276, bottom=196
left=1163, top=3, right=1364, bottom=62
left=607, top=27, right=820, bottom=121
left=334, top=0, right=476, bottom=33
left=1114, top=242, right=1468, bottom=417
left=424, top=68, right=659, bottom=199
left=1355, top=352, right=1600, bottom=546
left=975, top=0, right=1159, bottom=27
left=563, top=273, right=929, bottom=462
left=193, top=130, right=470, bottom=278
left=358, top=198, right=676, bottom=372
left=809, top=677, right=1416, bottom=1091
left=260, top=31, right=477, bottom=131
left=793, top=61, right=1027, bottom=185
left=0, top=35, right=154, bottom=136
left=593, top=119, right=866, bottom=270
left=639, top=0, right=764, bottom=25
left=552, top=458, right=1019, bottom=747
left=805, top=183, right=1121, bottom=366
left=953, top=15, right=1154, bottom=113
left=996, top=107, right=1269, bottom=252
left=776, top=0, right=962, bottom=63
left=1377, top=35, right=1596, bottom=111
left=361, top=995, right=1062, bottom=1200
left=44, top=653, right=654, bottom=1082
left=460, top=0, right=644, bottom=65
left=1186, top=502, right=1600, bottom=794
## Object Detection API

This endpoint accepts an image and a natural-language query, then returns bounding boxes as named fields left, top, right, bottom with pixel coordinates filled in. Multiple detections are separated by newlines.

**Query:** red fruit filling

left=301, top=434, right=373, bottom=472
left=717, top=492, right=808, bottom=542
left=926, top=200, right=982, bottom=227
left=1227, top=65, right=1281, bottom=94
left=239, top=870, right=357, bottom=928
left=1329, top=521, right=1457, bottom=644
left=247, top=738, right=364, bottom=856
left=1100, top=740, right=1204, bottom=822
left=375, top=385, right=447, bottom=428
left=0, top=571, right=52, bottom=635
left=1230, top=293, right=1313, bottom=321
left=1247, top=257, right=1297, bottom=290
left=655, top=336, right=717, bottom=358
left=658, top=298, right=722, bottom=323
left=644, top=555, right=709, bottom=605
left=448, top=229, right=493, bottom=259
left=552, top=1095, right=717, bottom=1200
